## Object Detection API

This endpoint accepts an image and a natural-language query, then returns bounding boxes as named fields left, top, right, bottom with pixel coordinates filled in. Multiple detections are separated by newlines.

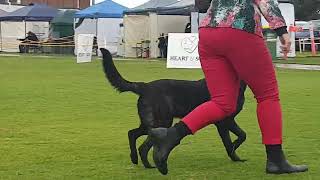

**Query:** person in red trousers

left=149, top=0, right=308, bottom=175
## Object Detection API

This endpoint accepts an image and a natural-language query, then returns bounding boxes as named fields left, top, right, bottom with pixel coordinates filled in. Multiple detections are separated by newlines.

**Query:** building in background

left=0, top=0, right=90, bottom=9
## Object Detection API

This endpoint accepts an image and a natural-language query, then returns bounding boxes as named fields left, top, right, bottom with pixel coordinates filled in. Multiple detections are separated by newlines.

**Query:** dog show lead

left=149, top=0, right=309, bottom=175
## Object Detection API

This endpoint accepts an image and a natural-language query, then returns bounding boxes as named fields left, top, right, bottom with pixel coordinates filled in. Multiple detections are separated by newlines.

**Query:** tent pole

left=24, top=20, right=26, bottom=38
left=0, top=21, right=2, bottom=51
left=73, top=18, right=76, bottom=31
left=96, top=18, right=98, bottom=37
left=96, top=18, right=98, bottom=55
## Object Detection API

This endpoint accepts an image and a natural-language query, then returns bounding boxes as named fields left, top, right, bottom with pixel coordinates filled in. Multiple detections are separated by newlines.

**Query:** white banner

left=77, top=34, right=94, bottom=63
left=167, top=33, right=201, bottom=69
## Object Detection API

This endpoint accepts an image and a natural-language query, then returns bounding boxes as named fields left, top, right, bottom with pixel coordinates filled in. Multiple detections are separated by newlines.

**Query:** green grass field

left=0, top=55, right=320, bottom=179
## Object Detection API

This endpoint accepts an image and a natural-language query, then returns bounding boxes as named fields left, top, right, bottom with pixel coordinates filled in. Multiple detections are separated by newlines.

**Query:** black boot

left=149, top=122, right=191, bottom=175
left=266, top=145, right=308, bottom=174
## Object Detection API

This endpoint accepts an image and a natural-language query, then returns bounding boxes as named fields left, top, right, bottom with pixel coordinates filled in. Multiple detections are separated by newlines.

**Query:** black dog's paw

left=230, top=154, right=247, bottom=162
left=140, top=155, right=156, bottom=169
left=130, top=153, right=138, bottom=165
left=229, top=147, right=247, bottom=162
left=145, top=165, right=156, bottom=169
left=140, top=156, right=155, bottom=169
left=229, top=153, right=247, bottom=162
left=229, top=152, right=240, bottom=161
left=237, top=159, right=247, bottom=162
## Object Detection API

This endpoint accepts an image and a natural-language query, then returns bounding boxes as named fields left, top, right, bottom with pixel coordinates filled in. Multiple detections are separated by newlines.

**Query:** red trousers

left=182, top=28, right=282, bottom=145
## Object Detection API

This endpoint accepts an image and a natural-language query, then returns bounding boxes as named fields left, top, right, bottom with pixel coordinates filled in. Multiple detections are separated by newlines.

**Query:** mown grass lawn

left=0, top=55, right=319, bottom=179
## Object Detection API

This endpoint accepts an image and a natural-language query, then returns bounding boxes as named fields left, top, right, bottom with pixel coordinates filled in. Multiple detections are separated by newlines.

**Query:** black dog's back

left=141, top=79, right=210, bottom=118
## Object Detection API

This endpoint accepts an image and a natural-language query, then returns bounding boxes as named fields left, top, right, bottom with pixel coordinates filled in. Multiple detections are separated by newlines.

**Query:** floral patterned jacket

left=200, top=0, right=287, bottom=37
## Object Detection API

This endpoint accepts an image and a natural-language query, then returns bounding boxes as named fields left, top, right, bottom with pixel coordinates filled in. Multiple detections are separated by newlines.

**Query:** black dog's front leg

left=138, top=136, right=155, bottom=168
left=229, top=120, right=246, bottom=154
left=128, top=126, right=147, bottom=165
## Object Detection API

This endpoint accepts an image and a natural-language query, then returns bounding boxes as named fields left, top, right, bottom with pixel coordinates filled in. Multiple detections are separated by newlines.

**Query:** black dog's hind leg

left=138, top=136, right=154, bottom=168
left=216, top=118, right=245, bottom=162
left=216, top=120, right=238, bottom=161
left=128, top=126, right=147, bottom=165
left=229, top=120, right=246, bottom=155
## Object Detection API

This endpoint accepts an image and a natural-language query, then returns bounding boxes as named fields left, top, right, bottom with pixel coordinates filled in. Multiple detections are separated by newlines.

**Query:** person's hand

left=279, top=33, right=291, bottom=58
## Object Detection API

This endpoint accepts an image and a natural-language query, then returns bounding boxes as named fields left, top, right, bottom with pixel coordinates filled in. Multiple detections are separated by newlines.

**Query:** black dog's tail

left=100, top=48, right=146, bottom=95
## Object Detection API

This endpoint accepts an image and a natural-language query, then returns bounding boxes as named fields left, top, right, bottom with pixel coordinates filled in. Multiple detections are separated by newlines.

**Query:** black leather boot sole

left=266, top=160, right=308, bottom=174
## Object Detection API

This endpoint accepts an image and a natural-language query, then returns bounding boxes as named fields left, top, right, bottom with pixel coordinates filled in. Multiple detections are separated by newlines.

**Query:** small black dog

left=100, top=48, right=247, bottom=168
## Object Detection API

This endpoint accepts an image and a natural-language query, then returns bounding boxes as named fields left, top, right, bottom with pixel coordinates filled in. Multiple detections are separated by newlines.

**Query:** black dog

left=100, top=48, right=247, bottom=168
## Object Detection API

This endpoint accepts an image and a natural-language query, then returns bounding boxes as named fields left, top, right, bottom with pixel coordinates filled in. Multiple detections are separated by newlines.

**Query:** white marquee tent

left=123, top=0, right=195, bottom=58
left=0, top=4, right=50, bottom=52
left=74, top=0, right=128, bottom=55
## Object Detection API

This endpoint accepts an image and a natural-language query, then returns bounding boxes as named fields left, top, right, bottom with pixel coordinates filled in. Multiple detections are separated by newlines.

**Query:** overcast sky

left=94, top=0, right=150, bottom=8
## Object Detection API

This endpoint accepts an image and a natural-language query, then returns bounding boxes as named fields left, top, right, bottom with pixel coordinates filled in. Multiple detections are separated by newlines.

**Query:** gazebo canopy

left=0, top=4, right=57, bottom=21
left=74, top=0, right=129, bottom=19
